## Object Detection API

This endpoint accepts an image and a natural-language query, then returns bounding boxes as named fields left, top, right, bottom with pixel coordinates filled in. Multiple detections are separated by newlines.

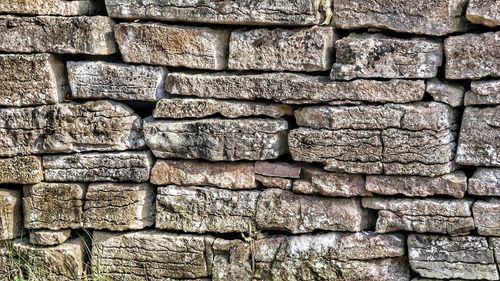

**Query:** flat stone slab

left=0, top=156, right=43, bottom=184
left=43, top=151, right=153, bottom=183
left=0, top=16, right=116, bottom=55
left=0, top=0, right=99, bottom=16
left=0, top=189, right=23, bottom=240
left=466, top=0, right=500, bottom=27
left=426, top=78, right=465, bottom=107
left=115, top=23, right=229, bottom=70
left=331, top=33, right=442, bottom=80
left=256, top=175, right=292, bottom=190
left=254, top=162, right=301, bottom=179
left=144, top=118, right=289, bottom=161
left=465, top=80, right=500, bottom=106
left=473, top=199, right=500, bottom=236
left=292, top=168, right=369, bottom=197
left=29, top=230, right=71, bottom=246
left=229, top=26, right=335, bottom=72
left=468, top=168, right=500, bottom=196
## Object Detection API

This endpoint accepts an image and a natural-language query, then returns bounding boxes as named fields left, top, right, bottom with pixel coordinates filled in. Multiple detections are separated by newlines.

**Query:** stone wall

left=0, top=0, right=499, bottom=280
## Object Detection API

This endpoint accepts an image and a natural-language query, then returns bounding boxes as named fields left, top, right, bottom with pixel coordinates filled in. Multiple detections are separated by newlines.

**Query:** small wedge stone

left=426, top=78, right=465, bottom=107
left=468, top=168, right=500, bottom=196
left=254, top=162, right=301, bottom=179
left=29, top=230, right=71, bottom=246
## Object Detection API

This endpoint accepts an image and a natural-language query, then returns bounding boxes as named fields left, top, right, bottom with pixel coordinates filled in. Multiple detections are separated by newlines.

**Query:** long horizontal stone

left=256, top=189, right=373, bottom=233
left=0, top=189, right=23, bottom=240
left=105, top=0, right=332, bottom=26
left=468, top=168, right=500, bottom=196
left=473, top=199, right=500, bottom=236
left=29, top=230, right=71, bottom=246
left=0, top=0, right=99, bottom=16
left=466, top=0, right=500, bottom=27
left=167, top=72, right=425, bottom=104
left=465, top=80, right=500, bottom=106
left=456, top=106, right=500, bottom=166
left=362, top=198, right=474, bottom=235
left=144, top=118, right=288, bottom=161
left=426, top=78, right=465, bottom=107
left=331, top=33, right=442, bottom=80
left=156, top=185, right=260, bottom=233
left=67, top=61, right=167, bottom=102
left=408, top=234, right=499, bottom=280
left=0, top=54, right=66, bottom=107
left=229, top=26, right=334, bottom=72
left=115, top=23, right=229, bottom=70
left=254, top=162, right=301, bottom=179
left=445, top=31, right=500, bottom=80
left=0, top=16, right=115, bottom=55
left=43, top=151, right=153, bottom=183
left=333, top=0, right=468, bottom=36
left=0, top=156, right=43, bottom=184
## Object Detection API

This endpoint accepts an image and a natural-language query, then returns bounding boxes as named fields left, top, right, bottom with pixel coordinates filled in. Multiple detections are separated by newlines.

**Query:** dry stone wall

left=0, top=0, right=499, bottom=280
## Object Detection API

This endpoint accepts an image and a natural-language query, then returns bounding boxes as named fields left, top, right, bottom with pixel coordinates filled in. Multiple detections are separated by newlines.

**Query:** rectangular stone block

left=0, top=156, right=43, bottom=184
left=334, top=0, right=468, bottom=36
left=43, top=151, right=153, bottom=183
left=466, top=0, right=500, bottom=27
left=473, top=199, right=500, bottom=236
left=426, top=78, right=465, bottom=107
left=445, top=32, right=500, bottom=79
left=456, top=106, right=500, bottom=166
left=115, top=23, right=229, bottom=70
left=362, top=198, right=474, bottom=235
left=331, top=33, right=442, bottom=80
left=105, top=0, right=331, bottom=26
left=151, top=160, right=257, bottom=190
left=167, top=72, right=425, bottom=104
left=29, top=230, right=71, bottom=246
left=256, top=189, right=373, bottom=233
left=292, top=167, right=368, bottom=197
left=156, top=185, right=260, bottom=233
left=84, top=183, right=155, bottom=231
left=67, top=61, right=167, bottom=102
left=468, top=168, right=500, bottom=196
left=229, top=26, right=335, bottom=72
left=0, top=16, right=116, bottom=55
left=465, top=80, right=500, bottom=106
left=0, top=189, right=23, bottom=240
left=408, top=234, right=499, bottom=280
left=0, top=0, right=99, bottom=16
left=144, top=118, right=289, bottom=161
left=0, top=54, right=66, bottom=107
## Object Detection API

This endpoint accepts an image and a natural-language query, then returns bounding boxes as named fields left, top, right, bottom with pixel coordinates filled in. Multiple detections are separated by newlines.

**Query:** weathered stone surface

left=408, top=234, right=499, bottom=280
left=105, top=0, right=332, bottom=26
left=0, top=0, right=99, bottom=16
left=256, top=175, right=292, bottom=190
left=212, top=239, right=252, bottom=281
left=151, top=160, right=256, bottom=190
left=0, top=100, right=143, bottom=157
left=465, top=80, right=500, bottom=106
left=23, top=183, right=86, bottom=230
left=229, top=26, right=334, bottom=72
left=331, top=33, right=442, bottom=80
left=0, top=156, right=43, bottom=184
left=366, top=172, right=467, bottom=198
left=363, top=198, right=474, bottom=235
left=156, top=185, right=259, bottom=233
left=144, top=118, right=288, bottom=161
left=334, top=0, right=468, bottom=36
left=445, top=32, right=500, bottom=80
left=67, top=61, right=167, bottom=102
left=466, top=0, right=500, bottom=27
left=456, top=106, right=500, bottom=166
left=115, top=23, right=229, bottom=70
left=29, top=230, right=71, bottom=246
left=167, top=72, right=425, bottom=104
left=84, top=183, right=155, bottom=231
left=256, top=189, right=373, bottom=233
left=154, top=98, right=292, bottom=119
left=43, top=151, right=153, bottom=183
left=92, top=231, right=214, bottom=280
left=492, top=238, right=500, bottom=266
left=0, top=189, right=23, bottom=240
left=426, top=78, right=465, bottom=107
left=468, top=168, right=500, bottom=196
left=292, top=168, right=369, bottom=197
left=0, top=54, right=66, bottom=107
left=473, top=199, right=500, bottom=236
left=254, top=161, right=301, bottom=179
left=0, top=16, right=115, bottom=55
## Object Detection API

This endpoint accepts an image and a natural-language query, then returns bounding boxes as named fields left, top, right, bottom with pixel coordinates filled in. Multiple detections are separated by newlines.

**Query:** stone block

left=0, top=156, right=43, bottom=184
left=473, top=199, right=500, bottom=236
left=468, top=168, right=500, bottom=196
left=0, top=189, right=23, bottom=240
left=292, top=168, right=368, bottom=197
left=29, top=230, right=71, bottom=246
left=0, top=0, right=99, bottom=16
left=465, top=80, right=500, bottom=106
left=466, top=0, right=500, bottom=27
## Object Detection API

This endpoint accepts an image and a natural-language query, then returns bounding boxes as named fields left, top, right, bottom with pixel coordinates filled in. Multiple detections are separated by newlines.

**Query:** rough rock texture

left=29, top=230, right=71, bottom=246
left=156, top=185, right=259, bottom=233
left=473, top=199, right=500, bottom=236
left=0, top=16, right=116, bottom=55
left=426, top=78, right=465, bottom=107
left=67, top=61, right=167, bottom=102
left=91, top=231, right=214, bottom=280
left=465, top=80, right=500, bottom=106
left=0, top=54, right=66, bottom=107
left=466, top=0, right=500, bottom=27
left=0, top=0, right=99, bottom=16
left=365, top=172, right=467, bottom=198
left=229, top=26, right=334, bottom=72
left=331, top=33, right=442, bottom=80
left=333, top=0, right=468, bottom=36
left=445, top=32, right=500, bottom=80
left=254, top=161, right=301, bottom=179
left=256, top=189, right=373, bottom=233
left=115, top=23, right=229, bottom=70
left=151, top=160, right=256, bottom=189
left=468, top=168, right=500, bottom=196
left=408, top=234, right=499, bottom=280
left=362, top=198, right=474, bottom=235
left=154, top=98, right=292, bottom=119
left=0, top=189, right=23, bottom=240
left=144, top=118, right=289, bottom=161
left=212, top=239, right=252, bottom=281
left=0, top=156, right=43, bottom=184
left=43, top=151, right=153, bottom=183
left=292, top=168, right=369, bottom=197
left=83, top=183, right=155, bottom=231
left=456, top=106, right=500, bottom=166
left=256, top=175, right=293, bottom=190
left=23, top=183, right=86, bottom=230
left=105, top=0, right=332, bottom=26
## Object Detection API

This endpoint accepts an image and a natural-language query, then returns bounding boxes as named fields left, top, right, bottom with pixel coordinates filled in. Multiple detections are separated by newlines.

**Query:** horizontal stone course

left=0, top=0, right=99, bottom=16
